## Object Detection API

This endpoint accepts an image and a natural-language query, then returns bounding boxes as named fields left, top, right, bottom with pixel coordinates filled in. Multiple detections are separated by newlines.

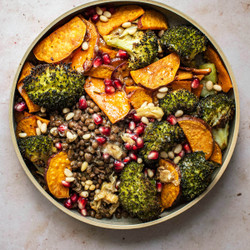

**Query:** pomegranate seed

left=156, top=182, right=162, bottom=192
left=14, top=101, right=27, bottom=112
left=191, top=78, right=200, bottom=89
left=108, top=7, right=116, bottom=14
left=80, top=208, right=87, bottom=216
left=178, top=150, right=185, bottom=158
left=132, top=145, right=138, bottom=151
left=148, top=151, right=159, bottom=160
left=99, top=126, right=111, bottom=136
left=136, top=137, right=144, bottom=149
left=105, top=85, right=115, bottom=94
left=92, top=114, right=103, bottom=125
left=96, top=136, right=107, bottom=145
left=129, top=121, right=136, bottom=131
left=104, top=79, right=113, bottom=86
left=79, top=96, right=87, bottom=109
left=58, top=124, right=67, bottom=133
left=93, top=56, right=103, bottom=67
left=144, top=169, right=148, bottom=177
left=124, top=143, right=132, bottom=150
left=130, top=134, right=138, bottom=141
left=138, top=122, right=147, bottom=127
left=77, top=197, right=87, bottom=209
left=134, top=126, right=145, bottom=135
left=61, top=180, right=71, bottom=188
left=183, top=143, right=192, bottom=153
left=115, top=180, right=121, bottom=189
left=103, top=153, right=110, bottom=160
left=64, top=198, right=73, bottom=209
left=102, top=53, right=111, bottom=64
left=70, top=193, right=78, bottom=203
left=166, top=115, right=177, bottom=125
left=149, top=118, right=155, bottom=123
left=55, top=142, right=62, bottom=150
left=125, top=129, right=132, bottom=134
left=123, top=156, right=131, bottom=164
left=114, top=161, right=124, bottom=172
left=132, top=113, right=141, bottom=122
left=117, top=49, right=129, bottom=59
left=129, top=152, right=138, bottom=161
left=113, top=79, right=123, bottom=90
left=91, top=14, right=99, bottom=23
left=84, top=7, right=96, bottom=17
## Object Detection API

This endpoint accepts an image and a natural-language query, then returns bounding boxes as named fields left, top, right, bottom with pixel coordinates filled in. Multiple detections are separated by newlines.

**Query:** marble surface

left=0, top=0, right=250, bottom=249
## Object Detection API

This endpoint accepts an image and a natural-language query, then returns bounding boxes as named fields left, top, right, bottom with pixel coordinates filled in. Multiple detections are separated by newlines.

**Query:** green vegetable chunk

left=212, top=123, right=229, bottom=150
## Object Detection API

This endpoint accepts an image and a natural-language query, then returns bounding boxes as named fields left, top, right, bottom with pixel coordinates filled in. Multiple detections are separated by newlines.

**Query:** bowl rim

left=9, top=0, right=240, bottom=230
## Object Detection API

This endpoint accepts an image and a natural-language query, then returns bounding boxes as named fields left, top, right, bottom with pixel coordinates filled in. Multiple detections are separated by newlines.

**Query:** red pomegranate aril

left=14, top=101, right=27, bottom=112
left=55, top=142, right=62, bottom=150
left=132, top=145, right=138, bottom=151
left=92, top=113, right=103, bottom=125
left=129, top=121, right=136, bottom=131
left=123, top=156, right=131, bottom=164
left=58, top=124, right=67, bottom=133
left=102, top=53, right=111, bottom=64
left=148, top=151, right=159, bottom=160
left=61, top=180, right=71, bottom=188
left=96, top=136, right=107, bottom=145
left=166, top=115, right=177, bottom=125
left=124, top=143, right=132, bottom=150
left=134, top=126, right=145, bottom=135
left=117, top=49, right=129, bottom=59
left=91, top=14, right=99, bottom=23
left=136, top=137, right=144, bottom=149
left=105, top=85, right=116, bottom=94
left=114, top=161, right=124, bottom=172
left=103, top=153, right=110, bottom=160
left=64, top=198, right=73, bottom=209
left=130, top=134, right=138, bottom=141
left=178, top=150, right=185, bottom=158
left=156, top=182, right=162, bottom=192
left=79, top=96, right=87, bottom=110
left=78, top=197, right=87, bottom=210
left=125, top=129, right=132, bottom=134
left=183, top=143, right=192, bottom=153
left=80, top=208, right=87, bottom=217
left=70, top=193, right=78, bottom=204
left=113, top=79, right=123, bottom=90
left=104, top=79, right=113, bottom=86
left=99, top=126, right=111, bottom=136
left=132, top=113, right=141, bottom=122
left=115, top=180, right=121, bottom=189
left=93, top=56, right=103, bottom=67
left=144, top=169, right=148, bottom=177
left=191, top=78, right=200, bottom=89
left=129, top=152, right=138, bottom=161
left=149, top=118, right=155, bottom=123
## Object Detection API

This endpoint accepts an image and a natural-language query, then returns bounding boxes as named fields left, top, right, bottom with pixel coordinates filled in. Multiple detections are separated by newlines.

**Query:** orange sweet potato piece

left=168, top=80, right=191, bottom=92
left=178, top=116, right=214, bottom=160
left=96, top=5, right=144, bottom=36
left=205, top=47, right=233, bottom=92
left=125, top=86, right=153, bottom=109
left=84, top=77, right=130, bottom=123
left=71, top=18, right=99, bottom=72
left=85, top=65, right=115, bottom=79
left=34, top=17, right=86, bottom=63
left=14, top=111, right=32, bottom=123
left=99, top=46, right=118, bottom=59
left=210, top=142, right=222, bottom=165
left=130, top=53, right=180, bottom=90
left=16, top=116, right=37, bottom=137
left=159, top=159, right=180, bottom=209
left=175, top=70, right=193, bottom=80
left=46, top=152, right=71, bottom=199
left=192, top=83, right=203, bottom=97
left=138, top=9, right=168, bottom=30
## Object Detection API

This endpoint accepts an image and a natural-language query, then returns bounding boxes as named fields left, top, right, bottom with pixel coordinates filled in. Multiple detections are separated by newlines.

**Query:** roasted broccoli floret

left=160, top=26, right=207, bottom=64
left=140, top=121, right=185, bottom=164
left=18, top=135, right=54, bottom=167
left=179, top=152, right=216, bottom=201
left=104, top=30, right=158, bottom=70
left=23, top=63, right=85, bottom=110
left=119, top=162, right=161, bottom=221
left=159, top=89, right=199, bottom=116
left=197, top=93, right=235, bottom=128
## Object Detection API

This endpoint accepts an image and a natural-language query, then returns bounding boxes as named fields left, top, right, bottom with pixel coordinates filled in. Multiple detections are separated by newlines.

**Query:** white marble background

left=0, top=0, right=249, bottom=249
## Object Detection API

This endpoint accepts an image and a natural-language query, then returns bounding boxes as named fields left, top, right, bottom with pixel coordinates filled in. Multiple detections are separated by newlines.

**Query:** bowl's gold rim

left=9, top=0, right=240, bottom=230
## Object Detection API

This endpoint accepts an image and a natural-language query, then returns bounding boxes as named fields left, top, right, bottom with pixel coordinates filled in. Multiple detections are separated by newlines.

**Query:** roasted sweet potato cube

left=210, top=142, right=222, bottom=165
left=169, top=80, right=191, bottom=91
left=16, top=116, right=37, bottom=137
left=85, top=65, right=115, bottom=79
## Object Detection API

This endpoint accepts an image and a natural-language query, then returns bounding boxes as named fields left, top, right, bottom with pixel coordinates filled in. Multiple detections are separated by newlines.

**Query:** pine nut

left=137, top=158, right=143, bottom=164
left=19, top=132, right=27, bottom=138
left=141, top=117, right=149, bottom=125
left=84, top=185, right=89, bottom=190
left=157, top=92, right=166, bottom=99
left=37, top=120, right=42, bottom=129
left=158, top=87, right=168, bottom=93
left=213, top=84, right=222, bottom=91
left=40, top=123, right=47, bottom=134
left=100, top=15, right=108, bottom=22
left=122, top=22, right=132, bottom=28
left=80, top=191, right=89, bottom=198
left=96, top=6, right=103, bottom=15
left=66, top=131, right=73, bottom=140
left=168, top=151, right=175, bottom=159
left=65, top=112, right=74, bottom=121
left=160, top=151, right=168, bottom=159
left=81, top=161, right=88, bottom=172
left=81, top=42, right=89, bottom=51
left=82, top=133, right=91, bottom=140
left=62, top=108, right=70, bottom=114
left=103, top=11, right=111, bottom=18
left=147, top=103, right=155, bottom=108
left=65, top=177, right=75, bottom=182
left=50, top=127, right=58, bottom=136
left=40, top=107, right=46, bottom=113
left=64, top=168, right=73, bottom=177
left=147, top=169, right=154, bottom=178
left=85, top=180, right=93, bottom=185
left=89, top=184, right=96, bottom=191
left=174, top=144, right=182, bottom=154
left=81, top=181, right=85, bottom=186
left=174, top=156, right=182, bottom=164
left=95, top=189, right=101, bottom=194
left=141, top=101, right=148, bottom=108
left=175, top=110, right=184, bottom=118
left=128, top=27, right=137, bottom=35
left=158, top=45, right=163, bottom=53
left=205, top=80, right=214, bottom=91
left=36, top=127, right=41, bottom=136
left=158, top=30, right=165, bottom=37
